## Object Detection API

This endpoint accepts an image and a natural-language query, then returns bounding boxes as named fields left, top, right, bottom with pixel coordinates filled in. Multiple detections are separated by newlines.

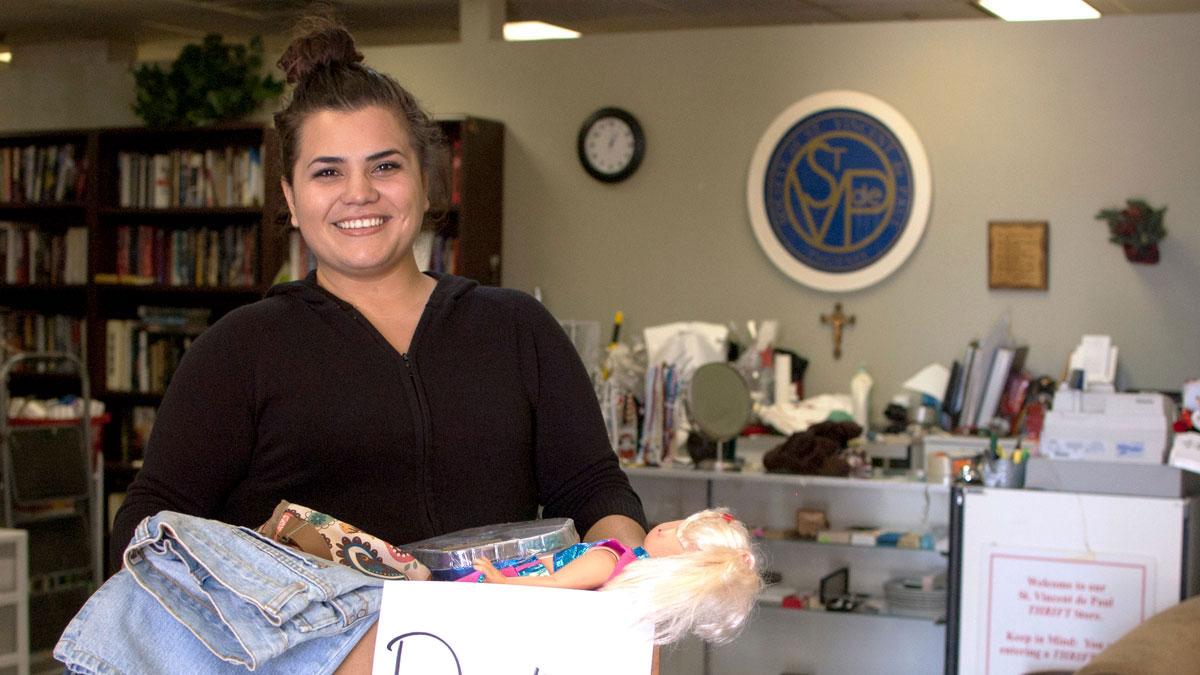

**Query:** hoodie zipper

left=401, top=352, right=440, bottom=534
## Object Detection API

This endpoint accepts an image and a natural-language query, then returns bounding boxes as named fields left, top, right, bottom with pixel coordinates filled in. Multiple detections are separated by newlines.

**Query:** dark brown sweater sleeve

left=519, top=296, right=647, bottom=536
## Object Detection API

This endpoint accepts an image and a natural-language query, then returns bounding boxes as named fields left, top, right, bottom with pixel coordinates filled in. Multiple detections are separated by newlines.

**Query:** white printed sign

left=979, top=547, right=1154, bottom=674
left=371, top=581, right=653, bottom=675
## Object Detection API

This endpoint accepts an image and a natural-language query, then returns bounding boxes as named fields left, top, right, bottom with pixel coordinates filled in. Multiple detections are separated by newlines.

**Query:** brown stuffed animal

left=762, top=420, right=863, bottom=476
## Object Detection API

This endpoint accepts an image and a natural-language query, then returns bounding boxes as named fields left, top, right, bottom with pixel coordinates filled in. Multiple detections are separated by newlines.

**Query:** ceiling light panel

left=975, top=0, right=1101, bottom=21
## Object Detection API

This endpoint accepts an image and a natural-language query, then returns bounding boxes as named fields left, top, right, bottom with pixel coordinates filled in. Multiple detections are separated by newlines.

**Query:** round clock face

left=577, top=107, right=645, bottom=183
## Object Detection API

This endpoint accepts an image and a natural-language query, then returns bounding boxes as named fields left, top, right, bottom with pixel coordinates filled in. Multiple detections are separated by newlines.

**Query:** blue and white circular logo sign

left=747, top=91, right=931, bottom=292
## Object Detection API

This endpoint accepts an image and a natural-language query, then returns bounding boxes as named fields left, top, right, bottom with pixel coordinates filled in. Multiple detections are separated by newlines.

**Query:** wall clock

left=577, top=107, right=645, bottom=183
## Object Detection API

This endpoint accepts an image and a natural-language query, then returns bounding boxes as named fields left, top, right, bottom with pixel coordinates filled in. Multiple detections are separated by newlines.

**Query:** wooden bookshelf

left=5, top=117, right=501, bottom=566
left=0, top=126, right=283, bottom=568
left=3, top=119, right=505, bottom=566
left=430, top=116, right=504, bottom=285
left=87, top=125, right=286, bottom=495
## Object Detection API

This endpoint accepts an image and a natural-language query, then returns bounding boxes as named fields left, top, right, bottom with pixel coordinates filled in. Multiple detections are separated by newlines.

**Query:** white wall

left=4, top=15, right=1198, bottom=424
left=0, top=42, right=141, bottom=129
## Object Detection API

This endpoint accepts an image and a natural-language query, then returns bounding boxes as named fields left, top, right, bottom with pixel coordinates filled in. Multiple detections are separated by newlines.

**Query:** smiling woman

left=63, top=15, right=650, bottom=675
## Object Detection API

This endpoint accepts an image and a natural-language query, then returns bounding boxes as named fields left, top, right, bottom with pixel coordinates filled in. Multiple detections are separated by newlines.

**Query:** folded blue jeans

left=55, top=511, right=383, bottom=673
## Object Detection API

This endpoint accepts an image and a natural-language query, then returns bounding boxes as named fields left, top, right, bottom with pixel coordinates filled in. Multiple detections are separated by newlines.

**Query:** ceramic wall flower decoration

left=1095, top=198, right=1167, bottom=264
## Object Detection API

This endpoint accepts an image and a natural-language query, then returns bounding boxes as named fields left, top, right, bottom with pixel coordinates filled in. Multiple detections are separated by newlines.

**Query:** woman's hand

left=472, top=557, right=510, bottom=584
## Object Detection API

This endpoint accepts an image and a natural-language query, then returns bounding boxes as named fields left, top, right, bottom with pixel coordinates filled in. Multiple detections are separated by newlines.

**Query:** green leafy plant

left=132, top=34, right=284, bottom=128
left=1095, top=198, right=1167, bottom=263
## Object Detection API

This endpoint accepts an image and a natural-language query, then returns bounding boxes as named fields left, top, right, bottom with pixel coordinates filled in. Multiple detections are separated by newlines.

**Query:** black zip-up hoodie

left=110, top=272, right=645, bottom=571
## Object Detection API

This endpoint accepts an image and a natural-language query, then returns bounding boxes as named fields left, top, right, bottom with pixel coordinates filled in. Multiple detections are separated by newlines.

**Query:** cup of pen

left=981, top=450, right=1027, bottom=489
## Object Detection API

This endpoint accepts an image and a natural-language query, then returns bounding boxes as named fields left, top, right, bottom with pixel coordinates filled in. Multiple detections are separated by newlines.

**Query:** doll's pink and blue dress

left=455, top=538, right=648, bottom=583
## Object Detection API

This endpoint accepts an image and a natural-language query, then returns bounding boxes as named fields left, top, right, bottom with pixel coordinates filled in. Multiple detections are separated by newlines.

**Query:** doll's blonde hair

left=601, top=508, right=762, bottom=645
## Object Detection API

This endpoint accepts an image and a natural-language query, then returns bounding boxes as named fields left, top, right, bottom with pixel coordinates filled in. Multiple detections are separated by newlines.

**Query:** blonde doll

left=465, top=508, right=762, bottom=645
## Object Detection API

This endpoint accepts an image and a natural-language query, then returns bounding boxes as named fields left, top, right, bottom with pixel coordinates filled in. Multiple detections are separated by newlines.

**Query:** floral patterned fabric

left=259, top=501, right=431, bottom=581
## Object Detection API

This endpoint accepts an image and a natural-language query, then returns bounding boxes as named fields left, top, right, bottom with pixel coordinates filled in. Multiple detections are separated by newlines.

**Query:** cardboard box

left=795, top=508, right=829, bottom=539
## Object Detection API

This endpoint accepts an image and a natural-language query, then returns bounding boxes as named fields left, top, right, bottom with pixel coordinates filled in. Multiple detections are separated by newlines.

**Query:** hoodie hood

left=266, top=270, right=479, bottom=313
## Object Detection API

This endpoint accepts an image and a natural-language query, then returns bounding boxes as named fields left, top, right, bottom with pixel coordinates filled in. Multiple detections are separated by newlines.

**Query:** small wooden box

left=796, top=508, right=829, bottom=539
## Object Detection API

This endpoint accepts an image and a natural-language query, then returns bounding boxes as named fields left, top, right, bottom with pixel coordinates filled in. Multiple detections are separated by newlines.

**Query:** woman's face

left=281, top=105, right=429, bottom=283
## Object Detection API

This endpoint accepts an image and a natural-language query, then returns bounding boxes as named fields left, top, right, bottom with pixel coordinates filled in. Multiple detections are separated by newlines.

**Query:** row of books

left=114, top=405, right=157, bottom=466
left=0, top=144, right=85, bottom=204
left=942, top=318, right=1031, bottom=433
left=104, top=306, right=211, bottom=394
left=638, top=362, right=681, bottom=467
left=0, top=222, right=89, bottom=285
left=116, top=146, right=265, bottom=209
left=0, top=310, right=86, bottom=365
left=408, top=230, right=460, bottom=276
left=427, top=233, right=460, bottom=275
left=112, top=224, right=258, bottom=288
left=286, top=231, right=318, bottom=282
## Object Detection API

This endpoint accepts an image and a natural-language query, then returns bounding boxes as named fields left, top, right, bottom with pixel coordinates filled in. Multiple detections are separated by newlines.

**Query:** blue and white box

left=1041, top=391, right=1174, bottom=464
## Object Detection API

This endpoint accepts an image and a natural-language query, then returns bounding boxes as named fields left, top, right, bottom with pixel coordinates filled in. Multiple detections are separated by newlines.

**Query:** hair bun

left=278, top=21, right=364, bottom=85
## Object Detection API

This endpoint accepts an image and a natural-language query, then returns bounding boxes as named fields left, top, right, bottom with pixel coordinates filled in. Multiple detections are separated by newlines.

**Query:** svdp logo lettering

left=747, top=91, right=931, bottom=291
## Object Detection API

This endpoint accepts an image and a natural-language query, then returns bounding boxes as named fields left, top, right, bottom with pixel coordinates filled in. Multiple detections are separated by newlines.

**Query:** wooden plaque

left=988, top=221, right=1048, bottom=290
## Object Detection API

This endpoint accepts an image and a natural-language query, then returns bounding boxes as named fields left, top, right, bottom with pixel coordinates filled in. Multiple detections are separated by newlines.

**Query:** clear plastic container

left=406, top=518, right=579, bottom=580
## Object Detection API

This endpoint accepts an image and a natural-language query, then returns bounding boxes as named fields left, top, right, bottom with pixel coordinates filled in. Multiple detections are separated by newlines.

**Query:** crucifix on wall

left=820, top=302, right=855, bottom=360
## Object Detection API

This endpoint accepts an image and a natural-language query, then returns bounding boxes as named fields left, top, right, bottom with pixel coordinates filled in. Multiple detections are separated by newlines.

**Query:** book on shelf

left=427, top=232, right=459, bottom=275
left=974, top=347, right=1014, bottom=429
left=287, top=231, right=318, bottom=281
left=999, top=368, right=1032, bottom=426
left=0, top=221, right=88, bottom=285
left=93, top=273, right=155, bottom=286
left=957, top=317, right=1010, bottom=432
left=65, top=226, right=88, bottom=283
left=947, top=342, right=977, bottom=429
left=974, top=345, right=1029, bottom=429
left=413, top=231, right=434, bottom=272
left=116, top=145, right=264, bottom=209
left=0, top=143, right=82, bottom=204
left=105, top=319, right=123, bottom=392
left=119, top=405, right=157, bottom=465
left=941, top=359, right=962, bottom=421
left=113, top=224, right=257, bottom=287
left=105, top=307, right=211, bottom=394
left=957, top=351, right=986, bottom=432
left=153, top=153, right=171, bottom=208
left=0, top=309, right=85, bottom=365
left=136, top=305, right=212, bottom=332
left=246, top=146, right=263, bottom=207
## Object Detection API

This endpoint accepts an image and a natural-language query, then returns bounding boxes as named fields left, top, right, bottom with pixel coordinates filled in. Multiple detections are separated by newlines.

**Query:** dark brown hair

left=273, top=17, right=447, bottom=207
